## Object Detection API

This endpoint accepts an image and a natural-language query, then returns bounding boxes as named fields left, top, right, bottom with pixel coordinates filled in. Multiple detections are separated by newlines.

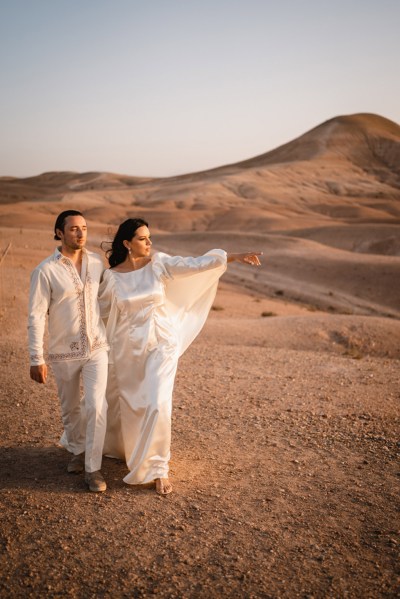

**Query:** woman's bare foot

left=155, top=478, right=172, bottom=495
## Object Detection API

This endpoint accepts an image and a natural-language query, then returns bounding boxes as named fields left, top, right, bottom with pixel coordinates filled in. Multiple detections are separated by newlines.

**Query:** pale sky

left=1, top=0, right=399, bottom=178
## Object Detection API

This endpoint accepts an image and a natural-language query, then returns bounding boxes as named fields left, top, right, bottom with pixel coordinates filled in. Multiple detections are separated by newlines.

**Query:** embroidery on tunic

left=49, top=257, right=88, bottom=361
left=30, top=353, right=44, bottom=362
left=47, top=253, right=107, bottom=361
left=92, top=337, right=109, bottom=351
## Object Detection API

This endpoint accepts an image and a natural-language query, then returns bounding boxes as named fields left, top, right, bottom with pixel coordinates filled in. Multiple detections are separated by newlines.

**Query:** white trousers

left=51, top=350, right=108, bottom=473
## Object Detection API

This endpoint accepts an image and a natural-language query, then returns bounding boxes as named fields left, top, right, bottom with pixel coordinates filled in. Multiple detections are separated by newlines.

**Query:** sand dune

left=1, top=112, right=399, bottom=320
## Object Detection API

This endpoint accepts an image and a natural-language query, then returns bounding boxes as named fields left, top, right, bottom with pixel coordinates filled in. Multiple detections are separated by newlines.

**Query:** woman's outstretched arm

left=227, top=252, right=262, bottom=266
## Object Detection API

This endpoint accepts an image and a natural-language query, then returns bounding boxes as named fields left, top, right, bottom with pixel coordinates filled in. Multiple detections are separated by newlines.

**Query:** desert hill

left=1, top=111, right=400, bottom=198
left=234, top=113, right=400, bottom=175
left=0, top=112, right=399, bottom=317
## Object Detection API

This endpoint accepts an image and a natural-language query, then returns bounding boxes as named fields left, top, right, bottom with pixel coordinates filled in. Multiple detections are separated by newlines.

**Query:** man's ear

left=55, top=228, right=63, bottom=239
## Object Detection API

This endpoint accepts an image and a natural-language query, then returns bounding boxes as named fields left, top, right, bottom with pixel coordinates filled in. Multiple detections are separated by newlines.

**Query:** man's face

left=57, top=215, right=87, bottom=252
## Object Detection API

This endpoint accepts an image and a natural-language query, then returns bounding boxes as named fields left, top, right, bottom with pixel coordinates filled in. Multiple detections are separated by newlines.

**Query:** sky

left=0, top=0, right=399, bottom=178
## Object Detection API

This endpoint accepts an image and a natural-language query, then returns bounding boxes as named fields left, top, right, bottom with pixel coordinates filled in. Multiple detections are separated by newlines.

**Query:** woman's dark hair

left=105, top=218, right=149, bottom=268
left=54, top=210, right=84, bottom=240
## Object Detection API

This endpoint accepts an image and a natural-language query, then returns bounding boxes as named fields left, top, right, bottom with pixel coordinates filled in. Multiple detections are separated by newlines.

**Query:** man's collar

left=54, top=247, right=87, bottom=261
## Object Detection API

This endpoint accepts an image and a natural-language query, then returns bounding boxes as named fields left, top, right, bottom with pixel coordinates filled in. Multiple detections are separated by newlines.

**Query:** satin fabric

left=98, top=250, right=227, bottom=484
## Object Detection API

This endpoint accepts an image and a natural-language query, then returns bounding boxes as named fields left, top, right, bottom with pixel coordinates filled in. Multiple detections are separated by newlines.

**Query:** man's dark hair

left=54, top=210, right=84, bottom=240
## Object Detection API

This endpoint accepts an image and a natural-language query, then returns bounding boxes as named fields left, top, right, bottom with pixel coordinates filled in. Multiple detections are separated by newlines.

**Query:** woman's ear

left=123, top=240, right=130, bottom=250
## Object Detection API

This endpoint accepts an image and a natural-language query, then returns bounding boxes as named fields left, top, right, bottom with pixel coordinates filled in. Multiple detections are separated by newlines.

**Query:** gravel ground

left=0, top=235, right=399, bottom=598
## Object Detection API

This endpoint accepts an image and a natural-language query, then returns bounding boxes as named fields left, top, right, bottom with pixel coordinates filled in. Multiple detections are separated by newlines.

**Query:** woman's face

left=125, top=225, right=152, bottom=258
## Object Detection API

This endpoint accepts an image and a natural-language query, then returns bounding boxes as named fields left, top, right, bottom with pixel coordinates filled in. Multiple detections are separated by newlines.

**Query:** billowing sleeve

left=152, top=249, right=227, bottom=356
left=28, top=268, right=51, bottom=366
left=153, top=249, right=227, bottom=280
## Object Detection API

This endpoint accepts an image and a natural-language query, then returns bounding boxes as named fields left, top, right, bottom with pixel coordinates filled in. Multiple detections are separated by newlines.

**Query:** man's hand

left=30, top=364, right=48, bottom=384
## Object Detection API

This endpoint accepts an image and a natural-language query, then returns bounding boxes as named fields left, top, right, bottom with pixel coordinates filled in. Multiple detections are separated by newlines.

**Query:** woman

left=99, top=218, right=261, bottom=495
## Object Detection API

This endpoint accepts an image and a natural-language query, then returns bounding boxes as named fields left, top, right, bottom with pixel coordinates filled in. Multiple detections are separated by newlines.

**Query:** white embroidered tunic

left=28, top=248, right=109, bottom=365
left=98, top=249, right=227, bottom=485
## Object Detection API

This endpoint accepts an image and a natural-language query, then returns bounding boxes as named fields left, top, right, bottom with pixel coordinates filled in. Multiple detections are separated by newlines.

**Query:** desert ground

left=0, top=113, right=399, bottom=597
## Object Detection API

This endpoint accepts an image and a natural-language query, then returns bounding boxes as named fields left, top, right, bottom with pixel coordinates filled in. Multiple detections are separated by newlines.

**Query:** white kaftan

left=98, top=249, right=227, bottom=484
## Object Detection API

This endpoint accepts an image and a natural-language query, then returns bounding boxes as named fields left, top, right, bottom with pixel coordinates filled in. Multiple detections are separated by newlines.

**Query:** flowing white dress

left=98, top=250, right=227, bottom=484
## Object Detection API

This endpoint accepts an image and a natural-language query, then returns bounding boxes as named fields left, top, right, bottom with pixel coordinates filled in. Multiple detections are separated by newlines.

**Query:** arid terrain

left=0, top=113, right=399, bottom=597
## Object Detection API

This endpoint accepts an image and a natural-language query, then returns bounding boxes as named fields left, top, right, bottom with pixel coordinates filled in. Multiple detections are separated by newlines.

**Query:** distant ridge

left=0, top=112, right=399, bottom=202
left=0, top=171, right=153, bottom=204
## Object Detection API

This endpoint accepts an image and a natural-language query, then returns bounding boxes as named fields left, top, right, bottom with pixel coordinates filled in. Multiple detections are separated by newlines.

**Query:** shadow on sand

left=0, top=446, right=146, bottom=494
left=0, top=446, right=137, bottom=493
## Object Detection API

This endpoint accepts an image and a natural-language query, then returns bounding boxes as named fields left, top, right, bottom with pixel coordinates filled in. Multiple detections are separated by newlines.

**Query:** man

left=28, top=210, right=109, bottom=492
